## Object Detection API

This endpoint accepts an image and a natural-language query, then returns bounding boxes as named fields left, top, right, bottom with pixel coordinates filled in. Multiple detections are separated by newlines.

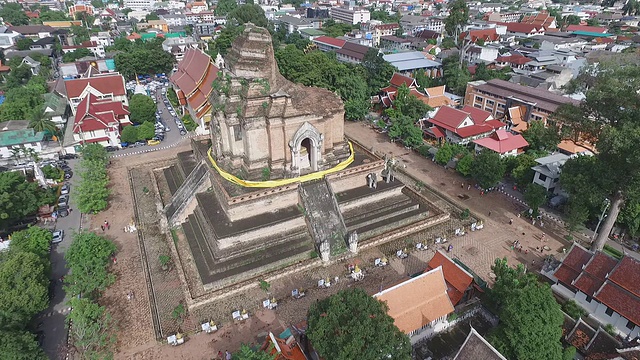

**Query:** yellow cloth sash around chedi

left=207, top=142, right=355, bottom=188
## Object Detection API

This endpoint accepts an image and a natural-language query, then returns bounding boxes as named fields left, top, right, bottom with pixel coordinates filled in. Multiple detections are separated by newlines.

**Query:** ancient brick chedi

left=209, top=24, right=349, bottom=179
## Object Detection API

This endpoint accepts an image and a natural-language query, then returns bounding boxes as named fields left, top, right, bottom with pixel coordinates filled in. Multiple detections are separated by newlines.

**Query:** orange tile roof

left=427, top=251, right=474, bottom=305
left=374, top=266, right=454, bottom=333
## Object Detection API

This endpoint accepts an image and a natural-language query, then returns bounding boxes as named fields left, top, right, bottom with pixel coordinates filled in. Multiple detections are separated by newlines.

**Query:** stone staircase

left=338, top=182, right=431, bottom=241
left=299, top=178, right=348, bottom=256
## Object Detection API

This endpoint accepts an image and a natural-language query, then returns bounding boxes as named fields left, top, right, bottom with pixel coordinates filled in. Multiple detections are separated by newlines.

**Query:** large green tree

left=444, top=0, right=469, bottom=39
left=128, top=94, right=156, bottom=124
left=81, top=143, right=109, bottom=163
left=67, top=297, right=116, bottom=359
left=521, top=120, right=560, bottom=152
left=488, top=258, right=566, bottom=360
left=0, top=3, right=29, bottom=25
left=0, top=251, right=49, bottom=328
left=228, top=4, right=268, bottom=28
left=120, top=125, right=139, bottom=143
left=215, top=0, right=238, bottom=16
left=64, top=232, right=116, bottom=300
left=0, top=329, right=47, bottom=359
left=471, top=150, right=506, bottom=189
left=442, top=56, right=471, bottom=96
left=75, top=160, right=110, bottom=214
left=114, top=38, right=174, bottom=80
left=559, top=61, right=640, bottom=250
left=361, top=48, right=396, bottom=95
left=9, top=226, right=53, bottom=260
left=307, top=288, right=411, bottom=360
left=0, top=172, right=52, bottom=231
left=523, top=183, right=548, bottom=216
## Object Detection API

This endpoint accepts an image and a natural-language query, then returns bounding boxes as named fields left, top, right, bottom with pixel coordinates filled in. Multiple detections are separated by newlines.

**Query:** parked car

left=59, top=153, right=78, bottom=160
left=57, top=196, right=69, bottom=208
left=105, top=146, right=119, bottom=152
left=120, top=142, right=129, bottom=148
left=57, top=208, right=69, bottom=217
left=60, top=184, right=70, bottom=195
left=180, top=129, right=187, bottom=136
left=147, top=139, right=161, bottom=146
left=134, top=140, right=147, bottom=147
left=153, top=135, right=164, bottom=141
left=64, top=172, right=73, bottom=180
left=51, top=230, right=64, bottom=244
left=60, top=164, right=71, bottom=171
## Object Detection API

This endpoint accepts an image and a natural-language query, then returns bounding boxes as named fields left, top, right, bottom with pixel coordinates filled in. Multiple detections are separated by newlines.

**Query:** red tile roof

left=313, top=36, right=346, bottom=48
left=430, top=106, right=469, bottom=129
left=375, top=23, right=400, bottom=30
left=553, top=244, right=593, bottom=286
left=496, top=54, right=532, bottom=65
left=389, top=72, right=416, bottom=88
left=573, top=253, right=618, bottom=295
left=73, top=93, right=130, bottom=133
left=520, top=12, right=556, bottom=28
left=608, top=257, right=640, bottom=297
left=461, top=28, right=500, bottom=43
left=501, top=22, right=544, bottom=34
left=428, top=106, right=500, bottom=139
left=462, top=105, right=492, bottom=123
left=427, top=251, right=474, bottom=305
left=65, top=73, right=126, bottom=99
left=595, top=283, right=640, bottom=327
left=566, top=25, right=607, bottom=33
left=170, top=48, right=218, bottom=116
left=473, top=129, right=528, bottom=154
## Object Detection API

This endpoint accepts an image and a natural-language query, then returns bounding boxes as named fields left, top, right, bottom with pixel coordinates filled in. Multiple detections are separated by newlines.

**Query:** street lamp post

left=592, top=198, right=611, bottom=242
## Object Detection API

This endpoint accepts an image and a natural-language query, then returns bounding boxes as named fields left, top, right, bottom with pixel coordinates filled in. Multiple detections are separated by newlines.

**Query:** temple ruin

left=157, top=25, right=450, bottom=305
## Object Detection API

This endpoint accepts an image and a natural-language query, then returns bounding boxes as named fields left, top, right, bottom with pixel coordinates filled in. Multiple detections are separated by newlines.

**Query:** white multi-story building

left=160, top=14, right=188, bottom=27
left=330, top=6, right=370, bottom=25
left=127, top=10, right=151, bottom=21
left=124, top=0, right=155, bottom=10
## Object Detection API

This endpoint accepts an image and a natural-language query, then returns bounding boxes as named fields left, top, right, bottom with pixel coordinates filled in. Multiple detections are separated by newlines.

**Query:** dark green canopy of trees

left=307, top=288, right=411, bottom=360
left=0, top=3, right=29, bottom=25
left=488, top=258, right=571, bottom=360
left=129, top=94, right=156, bottom=124
left=559, top=61, right=640, bottom=248
left=471, top=150, right=506, bottom=189
left=114, top=38, right=174, bottom=80
left=0, top=172, right=54, bottom=231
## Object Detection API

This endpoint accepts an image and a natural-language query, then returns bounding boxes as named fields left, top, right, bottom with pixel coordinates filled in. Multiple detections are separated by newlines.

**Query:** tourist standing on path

left=226, top=350, right=232, bottom=360
left=509, top=218, right=513, bottom=225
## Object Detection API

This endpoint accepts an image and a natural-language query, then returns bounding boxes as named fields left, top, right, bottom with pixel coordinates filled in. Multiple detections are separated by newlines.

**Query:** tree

left=70, top=24, right=90, bottom=44
left=29, top=107, right=59, bottom=136
left=129, top=94, right=156, bottom=124
left=558, top=61, right=640, bottom=250
left=435, top=143, right=454, bottom=165
left=15, top=38, right=34, bottom=51
left=361, top=49, right=396, bottom=95
left=471, top=150, right=506, bottom=189
left=38, top=8, right=70, bottom=22
left=120, top=125, right=139, bottom=143
left=442, top=56, right=471, bottom=95
left=9, top=226, right=53, bottom=260
left=456, top=153, right=473, bottom=176
left=523, top=183, right=547, bottom=216
left=0, top=329, right=47, bottom=359
left=67, top=297, right=116, bottom=359
left=0, top=251, right=49, bottom=328
left=307, top=288, right=411, bottom=360
left=488, top=258, right=565, bottom=360
left=137, top=121, right=155, bottom=140
left=521, top=120, right=560, bottom=152
left=233, top=344, right=274, bottom=360
left=0, top=3, right=29, bottom=26
left=228, top=4, right=269, bottom=27
left=564, top=15, right=581, bottom=26
left=215, top=0, right=238, bottom=16
left=509, top=153, right=537, bottom=186
left=75, top=160, right=110, bottom=214
left=145, top=12, right=159, bottom=21
left=445, top=0, right=469, bottom=39
left=114, top=41, right=175, bottom=80
left=62, top=48, right=93, bottom=62
left=0, top=172, right=53, bottom=231
left=64, top=232, right=116, bottom=299
left=90, top=0, right=104, bottom=9
left=81, top=143, right=108, bottom=163
left=586, top=18, right=600, bottom=26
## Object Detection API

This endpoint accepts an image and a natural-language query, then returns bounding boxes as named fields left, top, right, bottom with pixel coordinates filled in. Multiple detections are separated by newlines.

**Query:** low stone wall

left=339, top=185, right=405, bottom=213
left=165, top=161, right=211, bottom=227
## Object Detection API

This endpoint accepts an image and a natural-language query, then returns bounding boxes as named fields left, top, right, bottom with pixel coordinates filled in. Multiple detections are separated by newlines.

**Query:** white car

left=60, top=184, right=70, bottom=195
left=52, top=230, right=64, bottom=244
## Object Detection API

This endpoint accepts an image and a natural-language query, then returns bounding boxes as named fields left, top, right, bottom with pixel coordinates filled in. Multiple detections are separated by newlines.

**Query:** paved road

left=111, top=89, right=190, bottom=158
left=39, top=158, right=82, bottom=359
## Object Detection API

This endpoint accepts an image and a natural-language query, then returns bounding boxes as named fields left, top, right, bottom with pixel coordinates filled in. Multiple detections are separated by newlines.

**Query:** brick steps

left=355, top=208, right=429, bottom=239
left=163, top=166, right=185, bottom=196
left=343, top=195, right=415, bottom=225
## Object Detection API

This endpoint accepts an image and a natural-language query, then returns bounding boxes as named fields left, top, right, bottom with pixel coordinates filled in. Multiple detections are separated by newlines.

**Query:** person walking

left=226, top=350, right=232, bottom=360
left=509, top=218, right=513, bottom=225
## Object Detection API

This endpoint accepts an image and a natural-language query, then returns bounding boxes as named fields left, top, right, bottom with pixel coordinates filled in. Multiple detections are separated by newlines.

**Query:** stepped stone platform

left=157, top=139, right=448, bottom=299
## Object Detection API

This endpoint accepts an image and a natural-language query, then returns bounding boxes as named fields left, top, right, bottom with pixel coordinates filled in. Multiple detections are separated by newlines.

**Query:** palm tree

left=28, top=107, right=59, bottom=137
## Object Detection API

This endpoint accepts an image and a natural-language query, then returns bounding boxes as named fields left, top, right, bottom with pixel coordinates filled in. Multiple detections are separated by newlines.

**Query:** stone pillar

left=319, top=241, right=330, bottom=262
left=348, top=231, right=358, bottom=253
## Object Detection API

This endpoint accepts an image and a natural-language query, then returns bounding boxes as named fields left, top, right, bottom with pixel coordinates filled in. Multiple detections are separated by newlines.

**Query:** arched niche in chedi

left=208, top=24, right=349, bottom=180
left=289, top=122, right=324, bottom=173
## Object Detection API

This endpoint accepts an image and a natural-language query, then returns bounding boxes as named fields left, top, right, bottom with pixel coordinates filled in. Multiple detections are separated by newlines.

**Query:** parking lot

left=111, top=83, right=189, bottom=156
